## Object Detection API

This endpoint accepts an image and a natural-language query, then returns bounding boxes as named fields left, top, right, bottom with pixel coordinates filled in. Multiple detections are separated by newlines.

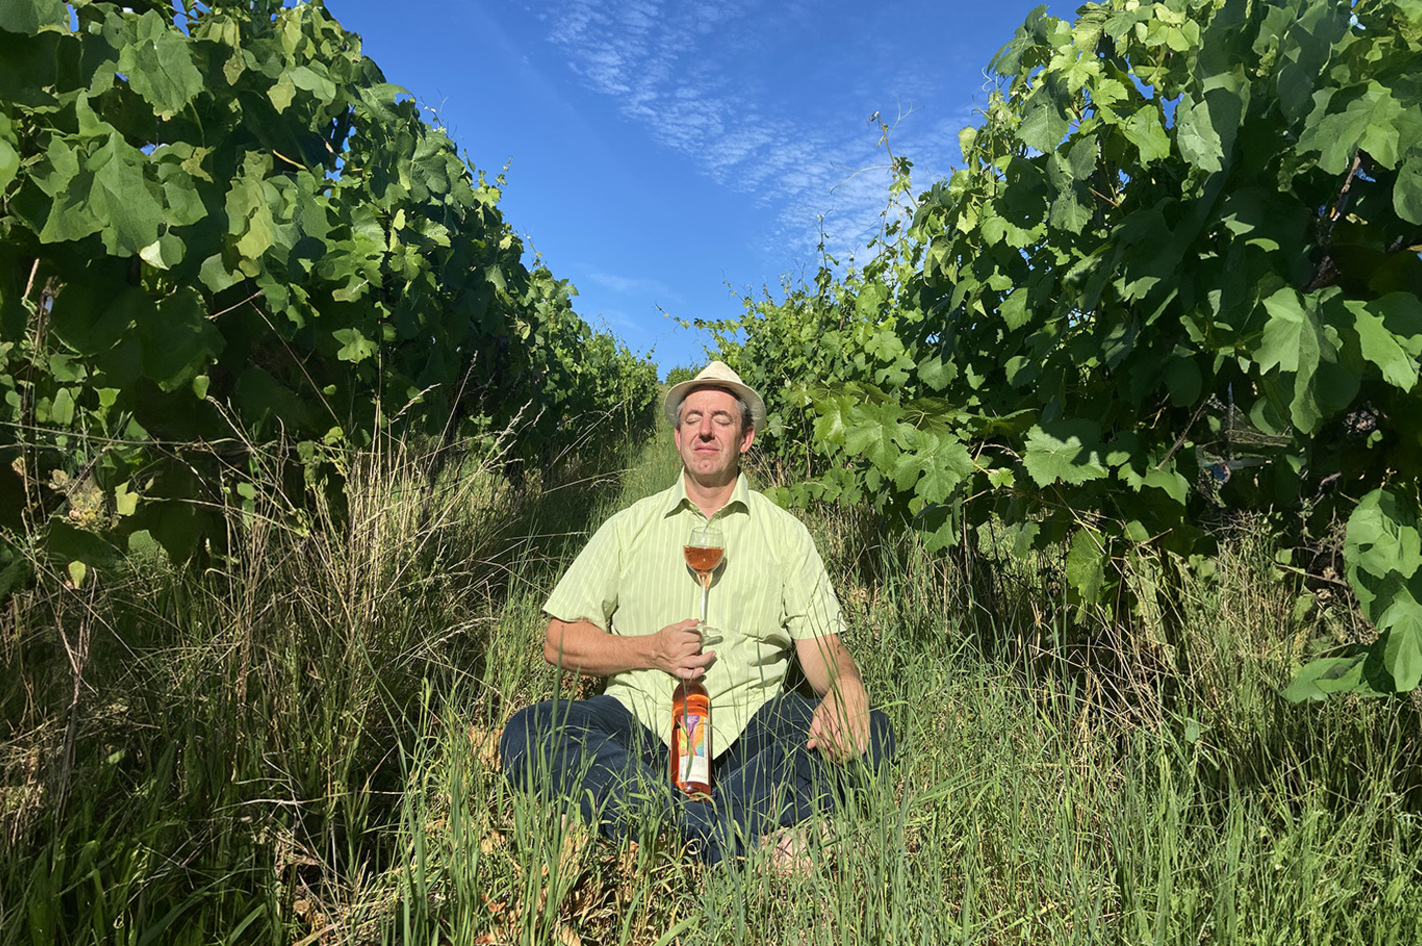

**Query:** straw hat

left=662, top=361, right=767, bottom=430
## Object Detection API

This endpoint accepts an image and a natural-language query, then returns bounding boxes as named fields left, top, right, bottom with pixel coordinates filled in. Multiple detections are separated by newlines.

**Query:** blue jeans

left=499, top=691, right=895, bottom=864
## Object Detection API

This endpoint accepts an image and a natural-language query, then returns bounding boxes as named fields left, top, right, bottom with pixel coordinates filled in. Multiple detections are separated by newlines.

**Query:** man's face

left=674, top=387, right=754, bottom=487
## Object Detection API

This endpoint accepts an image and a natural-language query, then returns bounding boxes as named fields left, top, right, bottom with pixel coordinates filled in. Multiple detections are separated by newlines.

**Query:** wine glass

left=683, top=524, right=724, bottom=627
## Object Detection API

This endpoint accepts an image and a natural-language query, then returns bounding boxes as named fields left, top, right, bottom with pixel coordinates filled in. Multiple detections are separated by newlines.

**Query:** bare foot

left=763, top=823, right=832, bottom=877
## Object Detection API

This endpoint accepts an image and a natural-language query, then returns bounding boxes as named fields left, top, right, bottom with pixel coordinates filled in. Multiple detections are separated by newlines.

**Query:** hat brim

left=663, top=378, right=766, bottom=430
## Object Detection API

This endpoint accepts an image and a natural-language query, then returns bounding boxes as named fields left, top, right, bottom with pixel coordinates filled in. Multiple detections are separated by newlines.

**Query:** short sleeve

left=781, top=524, right=845, bottom=641
left=543, top=515, right=622, bottom=630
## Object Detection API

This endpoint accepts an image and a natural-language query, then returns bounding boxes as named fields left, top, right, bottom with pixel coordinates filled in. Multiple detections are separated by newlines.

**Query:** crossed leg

left=499, top=692, right=895, bottom=866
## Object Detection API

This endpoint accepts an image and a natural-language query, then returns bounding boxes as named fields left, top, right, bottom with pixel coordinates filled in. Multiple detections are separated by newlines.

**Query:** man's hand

left=806, top=683, right=871, bottom=762
left=650, top=618, right=717, bottom=680
left=796, top=634, right=872, bottom=762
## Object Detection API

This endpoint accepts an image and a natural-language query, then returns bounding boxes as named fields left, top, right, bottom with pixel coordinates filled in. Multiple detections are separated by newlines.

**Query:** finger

left=821, top=713, right=849, bottom=760
left=684, top=650, right=716, bottom=669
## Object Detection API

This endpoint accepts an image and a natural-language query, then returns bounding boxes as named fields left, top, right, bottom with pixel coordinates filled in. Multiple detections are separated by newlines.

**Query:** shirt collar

left=665, top=471, right=752, bottom=521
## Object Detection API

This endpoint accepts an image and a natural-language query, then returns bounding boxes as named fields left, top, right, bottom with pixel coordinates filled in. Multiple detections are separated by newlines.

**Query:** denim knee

left=866, top=708, right=895, bottom=769
left=498, top=702, right=542, bottom=784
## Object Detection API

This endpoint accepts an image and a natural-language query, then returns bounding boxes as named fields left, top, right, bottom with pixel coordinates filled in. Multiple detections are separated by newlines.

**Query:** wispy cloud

left=521, top=0, right=981, bottom=266
left=584, top=268, right=684, bottom=302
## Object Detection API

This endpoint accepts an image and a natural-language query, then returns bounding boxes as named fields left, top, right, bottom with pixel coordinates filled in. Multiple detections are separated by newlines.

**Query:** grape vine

left=712, top=0, right=1422, bottom=697
left=0, top=0, right=658, bottom=580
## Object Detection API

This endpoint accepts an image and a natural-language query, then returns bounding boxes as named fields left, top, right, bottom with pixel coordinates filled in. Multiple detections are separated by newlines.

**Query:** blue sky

left=323, top=1, right=1063, bottom=377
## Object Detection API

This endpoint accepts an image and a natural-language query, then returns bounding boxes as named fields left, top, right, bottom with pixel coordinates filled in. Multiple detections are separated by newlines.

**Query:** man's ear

left=740, top=425, right=755, bottom=453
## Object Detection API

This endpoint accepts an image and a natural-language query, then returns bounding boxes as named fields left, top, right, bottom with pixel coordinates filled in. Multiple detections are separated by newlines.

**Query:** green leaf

left=50, top=387, right=75, bottom=426
left=1348, top=492, right=1422, bottom=580
left=199, top=253, right=242, bottom=293
left=1122, top=104, right=1171, bottom=164
left=1256, top=287, right=1332, bottom=433
left=139, top=287, right=225, bottom=392
left=1299, top=82, right=1407, bottom=174
left=0, top=117, right=18, bottom=193
left=1175, top=95, right=1224, bottom=173
left=999, top=288, right=1030, bottom=330
left=114, top=481, right=139, bottom=517
left=1142, top=468, right=1189, bottom=505
left=1348, top=295, right=1422, bottom=391
left=854, top=282, right=890, bottom=320
left=1284, top=654, right=1371, bottom=702
left=88, top=133, right=166, bottom=256
left=288, top=64, right=337, bottom=104
left=0, top=0, right=67, bottom=34
left=46, top=518, right=120, bottom=570
left=226, top=154, right=276, bottom=265
left=51, top=283, right=153, bottom=355
left=1018, top=87, right=1071, bottom=152
left=916, top=353, right=957, bottom=391
left=139, top=234, right=186, bottom=271
left=1396, top=151, right=1422, bottom=224
left=811, top=394, right=855, bottom=446
left=843, top=402, right=909, bottom=470
left=1022, top=422, right=1109, bottom=487
left=268, top=72, right=296, bottom=112
left=333, top=327, right=378, bottom=364
left=892, top=432, right=973, bottom=507
left=122, top=12, right=204, bottom=120
left=1376, top=599, right=1422, bottom=691
left=1066, top=527, right=1106, bottom=603
left=1175, top=88, right=1244, bottom=174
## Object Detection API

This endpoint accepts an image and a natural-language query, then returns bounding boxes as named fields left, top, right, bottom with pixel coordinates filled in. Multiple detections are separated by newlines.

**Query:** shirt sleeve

left=543, top=513, right=622, bottom=631
left=782, top=524, right=845, bottom=641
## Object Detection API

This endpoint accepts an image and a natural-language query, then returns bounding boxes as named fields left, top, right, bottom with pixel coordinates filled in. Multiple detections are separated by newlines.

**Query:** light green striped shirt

left=543, top=473, right=845, bottom=756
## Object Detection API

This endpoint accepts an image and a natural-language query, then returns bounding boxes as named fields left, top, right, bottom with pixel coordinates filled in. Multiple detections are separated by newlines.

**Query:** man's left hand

left=806, top=682, right=870, bottom=762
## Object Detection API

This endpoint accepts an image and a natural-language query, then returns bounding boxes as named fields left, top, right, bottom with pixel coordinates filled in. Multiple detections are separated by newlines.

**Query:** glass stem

left=699, top=574, right=710, bottom=626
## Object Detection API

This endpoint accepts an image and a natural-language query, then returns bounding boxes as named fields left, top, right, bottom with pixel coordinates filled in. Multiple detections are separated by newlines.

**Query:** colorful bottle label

left=676, top=712, right=710, bottom=785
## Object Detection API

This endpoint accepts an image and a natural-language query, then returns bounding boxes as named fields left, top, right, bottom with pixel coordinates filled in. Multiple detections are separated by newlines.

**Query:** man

left=499, top=362, right=894, bottom=867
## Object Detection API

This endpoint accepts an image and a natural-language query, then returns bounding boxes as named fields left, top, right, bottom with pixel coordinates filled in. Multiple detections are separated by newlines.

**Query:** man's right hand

left=650, top=618, right=717, bottom=680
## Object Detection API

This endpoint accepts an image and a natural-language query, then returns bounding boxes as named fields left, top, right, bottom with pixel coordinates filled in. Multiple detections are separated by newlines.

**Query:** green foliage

left=0, top=0, right=658, bottom=570
left=664, top=363, right=698, bottom=386
left=714, top=0, right=1422, bottom=695
left=9, top=432, right=1418, bottom=943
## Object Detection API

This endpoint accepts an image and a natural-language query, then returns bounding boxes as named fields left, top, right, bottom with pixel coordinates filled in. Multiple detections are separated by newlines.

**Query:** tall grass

left=0, top=421, right=633, bottom=944
left=5, top=413, right=1420, bottom=944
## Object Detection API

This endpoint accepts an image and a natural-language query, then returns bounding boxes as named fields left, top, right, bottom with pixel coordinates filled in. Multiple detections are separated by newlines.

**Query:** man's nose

left=698, top=416, right=715, bottom=438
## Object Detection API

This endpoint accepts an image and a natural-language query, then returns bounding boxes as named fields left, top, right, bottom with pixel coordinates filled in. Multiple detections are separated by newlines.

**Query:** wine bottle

left=671, top=676, right=711, bottom=798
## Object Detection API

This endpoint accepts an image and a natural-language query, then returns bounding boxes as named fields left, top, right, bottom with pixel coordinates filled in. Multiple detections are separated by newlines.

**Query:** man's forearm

left=544, top=618, right=655, bottom=676
left=797, top=634, right=865, bottom=699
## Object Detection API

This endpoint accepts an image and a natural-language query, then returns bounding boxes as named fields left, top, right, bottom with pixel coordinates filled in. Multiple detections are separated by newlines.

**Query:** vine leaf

left=1018, top=86, right=1071, bottom=153
left=1176, top=91, right=1233, bottom=173
left=1377, top=599, right=1422, bottom=692
left=89, top=134, right=166, bottom=255
left=1022, top=422, right=1109, bottom=487
left=139, top=288, right=225, bottom=392
left=891, top=431, right=972, bottom=509
left=1122, top=105, right=1171, bottom=164
left=1348, top=295, right=1422, bottom=390
left=0, top=0, right=67, bottom=34
left=121, top=12, right=204, bottom=120
left=842, top=402, right=910, bottom=469
left=334, top=328, right=378, bottom=364
left=1284, top=654, right=1374, bottom=701
left=0, top=114, right=18, bottom=191
left=1066, top=527, right=1106, bottom=603
left=1395, top=152, right=1422, bottom=223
